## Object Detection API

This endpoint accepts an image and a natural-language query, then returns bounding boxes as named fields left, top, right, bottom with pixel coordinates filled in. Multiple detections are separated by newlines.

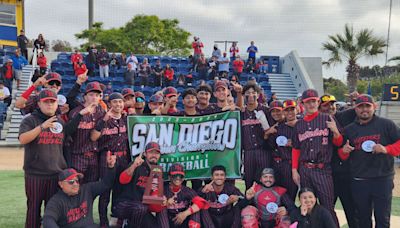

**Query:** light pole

left=89, top=0, right=94, bottom=29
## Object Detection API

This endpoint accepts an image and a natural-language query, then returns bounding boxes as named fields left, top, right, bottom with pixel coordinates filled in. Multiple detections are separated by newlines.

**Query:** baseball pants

left=351, top=176, right=393, bottom=228
left=333, top=172, right=359, bottom=228
left=70, top=153, right=99, bottom=184
left=299, top=165, right=339, bottom=227
left=273, top=160, right=298, bottom=201
left=243, top=148, right=271, bottom=189
left=24, top=175, right=58, bottom=228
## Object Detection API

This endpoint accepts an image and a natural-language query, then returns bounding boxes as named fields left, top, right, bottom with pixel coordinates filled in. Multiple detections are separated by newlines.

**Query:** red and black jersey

left=116, top=162, right=151, bottom=203
left=268, top=122, right=296, bottom=161
left=198, top=182, right=243, bottom=215
left=293, top=112, right=341, bottom=164
left=67, top=104, right=105, bottom=154
left=98, top=116, right=128, bottom=153
left=164, top=185, right=198, bottom=216
left=196, top=103, right=220, bottom=115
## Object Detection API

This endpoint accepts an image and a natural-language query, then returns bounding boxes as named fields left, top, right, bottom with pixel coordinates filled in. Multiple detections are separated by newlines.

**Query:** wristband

left=95, top=119, right=105, bottom=131
left=21, top=85, right=36, bottom=99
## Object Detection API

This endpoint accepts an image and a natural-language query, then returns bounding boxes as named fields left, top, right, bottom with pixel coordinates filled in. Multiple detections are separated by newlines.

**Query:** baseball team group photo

left=0, top=0, right=400, bottom=228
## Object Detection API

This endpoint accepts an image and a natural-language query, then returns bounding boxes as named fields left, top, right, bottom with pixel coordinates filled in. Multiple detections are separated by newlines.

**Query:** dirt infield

left=1, top=147, right=400, bottom=196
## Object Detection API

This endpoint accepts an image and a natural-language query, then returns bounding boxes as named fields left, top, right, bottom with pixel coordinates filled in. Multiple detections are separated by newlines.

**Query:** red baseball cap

left=45, top=72, right=62, bottom=83
left=122, top=88, right=135, bottom=98
left=145, top=142, right=161, bottom=153
left=164, top=87, right=178, bottom=98
left=269, top=100, right=283, bottom=111
left=85, top=82, right=103, bottom=94
left=354, top=94, right=374, bottom=107
left=214, top=80, right=228, bottom=91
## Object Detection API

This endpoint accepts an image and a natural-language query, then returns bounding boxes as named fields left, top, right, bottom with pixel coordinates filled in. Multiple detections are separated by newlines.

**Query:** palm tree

left=389, top=56, right=400, bottom=63
left=322, top=24, right=386, bottom=92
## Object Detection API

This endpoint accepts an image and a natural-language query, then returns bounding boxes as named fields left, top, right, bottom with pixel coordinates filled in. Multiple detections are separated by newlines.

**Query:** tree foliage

left=51, top=40, right=72, bottom=52
left=323, top=77, right=348, bottom=101
left=322, top=24, right=386, bottom=92
left=75, top=15, right=191, bottom=56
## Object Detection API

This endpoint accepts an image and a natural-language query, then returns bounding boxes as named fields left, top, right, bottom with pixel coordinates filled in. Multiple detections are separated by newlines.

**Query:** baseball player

left=213, top=80, right=243, bottom=112
left=161, top=87, right=180, bottom=114
left=43, top=152, right=116, bottom=227
left=19, top=89, right=67, bottom=228
left=134, top=91, right=146, bottom=115
left=121, top=88, right=136, bottom=115
left=65, top=82, right=106, bottom=184
left=265, top=99, right=299, bottom=201
left=113, top=142, right=165, bottom=227
left=196, top=84, right=219, bottom=115
left=158, top=163, right=210, bottom=228
left=241, top=82, right=275, bottom=189
left=90, top=92, right=131, bottom=227
left=319, top=94, right=358, bottom=228
left=339, top=94, right=400, bottom=228
left=199, top=165, right=244, bottom=228
left=148, top=94, right=164, bottom=115
left=291, top=89, right=342, bottom=227
left=244, top=168, right=296, bottom=228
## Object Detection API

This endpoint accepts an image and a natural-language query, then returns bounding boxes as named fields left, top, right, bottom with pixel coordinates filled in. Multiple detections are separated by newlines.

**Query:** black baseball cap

left=121, top=88, right=135, bottom=98
left=108, top=92, right=124, bottom=101
left=169, top=163, right=185, bottom=176
left=355, top=94, right=374, bottom=107
left=145, top=142, right=161, bottom=153
left=149, top=94, right=163, bottom=103
left=58, top=168, right=84, bottom=181
left=301, top=89, right=319, bottom=102
left=261, top=168, right=275, bottom=177
left=164, top=87, right=178, bottom=98
left=85, top=82, right=103, bottom=94
left=38, top=89, right=57, bottom=102
left=45, top=72, right=62, bottom=83
left=269, top=100, right=283, bottom=111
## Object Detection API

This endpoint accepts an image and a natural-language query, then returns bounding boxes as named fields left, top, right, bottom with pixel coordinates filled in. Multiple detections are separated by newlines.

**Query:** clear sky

left=24, top=0, right=400, bottom=81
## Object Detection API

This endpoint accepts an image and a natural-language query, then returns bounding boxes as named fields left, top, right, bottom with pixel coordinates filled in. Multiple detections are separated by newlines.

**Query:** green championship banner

left=127, top=111, right=241, bottom=179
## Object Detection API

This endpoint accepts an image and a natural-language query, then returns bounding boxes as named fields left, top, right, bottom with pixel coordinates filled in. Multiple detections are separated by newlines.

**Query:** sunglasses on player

left=136, top=97, right=145, bottom=103
left=64, top=179, right=79, bottom=185
left=48, top=80, right=61, bottom=86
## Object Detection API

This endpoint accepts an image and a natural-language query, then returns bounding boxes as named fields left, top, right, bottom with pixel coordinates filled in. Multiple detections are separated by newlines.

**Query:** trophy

left=142, top=165, right=164, bottom=205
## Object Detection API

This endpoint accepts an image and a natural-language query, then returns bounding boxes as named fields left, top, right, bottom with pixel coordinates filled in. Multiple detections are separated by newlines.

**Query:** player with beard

left=244, top=168, right=295, bottom=228
left=158, top=163, right=211, bottom=228
left=113, top=142, right=166, bottom=227
left=265, top=100, right=299, bottom=201
left=89, top=92, right=131, bottom=227
left=241, top=82, right=276, bottom=189
left=65, top=82, right=106, bottom=184
left=199, top=165, right=245, bottom=228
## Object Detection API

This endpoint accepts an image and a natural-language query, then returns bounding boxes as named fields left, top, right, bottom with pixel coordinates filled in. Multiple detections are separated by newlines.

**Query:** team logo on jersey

left=361, top=140, right=376, bottom=153
left=50, top=122, right=63, bottom=134
left=266, top=202, right=278, bottom=214
left=218, top=194, right=229, bottom=204
left=276, top=136, right=288, bottom=147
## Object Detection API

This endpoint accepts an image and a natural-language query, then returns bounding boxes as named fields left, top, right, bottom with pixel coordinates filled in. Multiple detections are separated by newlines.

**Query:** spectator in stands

left=177, top=74, right=186, bottom=87
left=192, top=36, right=204, bottom=69
left=211, top=44, right=222, bottom=59
left=229, top=41, right=239, bottom=62
left=71, top=49, right=83, bottom=68
left=17, top=29, right=29, bottom=59
left=268, top=92, right=278, bottom=106
left=1, top=60, right=16, bottom=95
left=74, top=58, right=87, bottom=77
left=126, top=52, right=139, bottom=72
left=186, top=73, right=193, bottom=86
left=197, top=54, right=209, bottom=80
left=86, top=44, right=97, bottom=77
left=152, top=59, right=163, bottom=87
left=233, top=55, right=244, bottom=77
left=124, top=63, right=136, bottom=90
left=37, top=52, right=47, bottom=75
left=109, top=53, right=120, bottom=73
left=97, top=47, right=110, bottom=78
left=163, top=64, right=174, bottom=87
left=138, top=58, right=151, bottom=88
left=120, top=53, right=127, bottom=67
left=33, top=34, right=46, bottom=53
left=208, top=56, right=218, bottom=80
left=218, top=52, right=230, bottom=79
left=0, top=80, right=11, bottom=107
left=11, top=48, right=28, bottom=90
left=247, top=41, right=258, bottom=63
left=245, top=58, right=255, bottom=73
left=31, top=69, right=42, bottom=84
left=256, top=59, right=268, bottom=74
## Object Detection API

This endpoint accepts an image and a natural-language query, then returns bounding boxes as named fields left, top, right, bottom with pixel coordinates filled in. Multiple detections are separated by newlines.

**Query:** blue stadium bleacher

left=52, top=52, right=274, bottom=102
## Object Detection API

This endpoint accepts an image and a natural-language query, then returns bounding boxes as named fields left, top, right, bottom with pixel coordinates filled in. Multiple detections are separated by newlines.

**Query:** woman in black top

left=290, top=188, right=336, bottom=228
left=33, top=34, right=46, bottom=52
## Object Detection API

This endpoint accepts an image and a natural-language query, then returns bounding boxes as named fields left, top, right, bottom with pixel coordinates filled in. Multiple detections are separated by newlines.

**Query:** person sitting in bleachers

left=0, top=59, right=15, bottom=94
left=177, top=74, right=186, bottom=87
left=0, top=80, right=11, bottom=107
left=256, top=59, right=268, bottom=74
left=163, top=64, right=174, bottom=87
left=109, top=53, right=120, bottom=73
left=245, top=58, right=255, bottom=73
left=37, top=52, right=47, bottom=75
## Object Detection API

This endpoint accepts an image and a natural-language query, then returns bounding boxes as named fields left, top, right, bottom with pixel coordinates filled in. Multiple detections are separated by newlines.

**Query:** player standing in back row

left=291, top=89, right=343, bottom=227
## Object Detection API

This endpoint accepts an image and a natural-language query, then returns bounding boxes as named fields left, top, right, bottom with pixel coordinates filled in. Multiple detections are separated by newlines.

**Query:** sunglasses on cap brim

left=136, top=97, right=145, bottom=102
left=321, top=95, right=336, bottom=103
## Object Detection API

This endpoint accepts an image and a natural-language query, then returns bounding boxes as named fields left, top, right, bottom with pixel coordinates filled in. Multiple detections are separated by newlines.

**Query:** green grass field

left=1, top=171, right=399, bottom=227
